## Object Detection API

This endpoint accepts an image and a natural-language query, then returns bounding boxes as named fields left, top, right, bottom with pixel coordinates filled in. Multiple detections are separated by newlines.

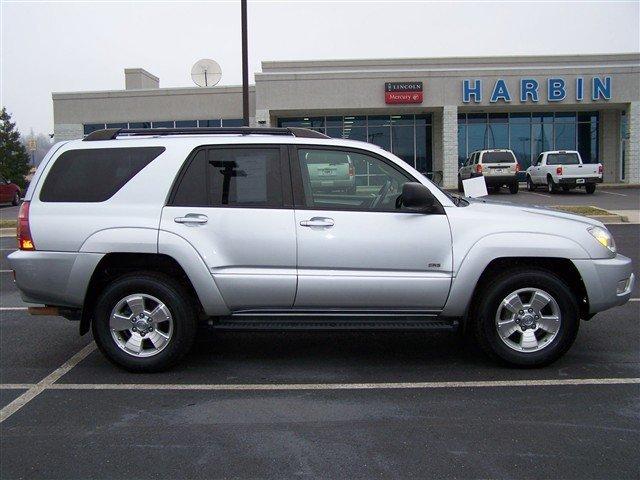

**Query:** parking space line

left=44, top=377, right=640, bottom=392
left=0, top=342, right=96, bottom=423
left=0, top=270, right=13, bottom=273
left=0, top=307, right=28, bottom=311
left=0, top=384, right=35, bottom=389
left=600, top=190, right=628, bottom=197
left=526, top=192, right=551, bottom=198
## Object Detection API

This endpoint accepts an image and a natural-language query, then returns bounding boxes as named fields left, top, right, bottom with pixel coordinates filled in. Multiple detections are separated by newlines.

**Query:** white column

left=441, top=105, right=459, bottom=189
left=625, top=102, right=640, bottom=184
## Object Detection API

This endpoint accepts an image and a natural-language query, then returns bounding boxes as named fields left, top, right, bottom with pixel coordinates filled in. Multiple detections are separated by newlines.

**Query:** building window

left=175, top=120, right=197, bottom=128
left=457, top=111, right=600, bottom=170
left=277, top=114, right=433, bottom=174
left=152, top=121, right=175, bottom=129
left=83, top=124, right=106, bottom=135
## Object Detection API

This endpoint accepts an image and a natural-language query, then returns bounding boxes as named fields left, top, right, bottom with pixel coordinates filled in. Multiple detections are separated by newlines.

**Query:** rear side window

left=171, top=147, right=283, bottom=208
left=481, top=151, right=516, bottom=164
left=546, top=153, right=580, bottom=165
left=40, top=147, right=164, bottom=202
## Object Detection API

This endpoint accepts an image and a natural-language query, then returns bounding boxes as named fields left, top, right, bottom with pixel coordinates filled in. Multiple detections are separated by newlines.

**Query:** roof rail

left=83, top=126, right=329, bottom=141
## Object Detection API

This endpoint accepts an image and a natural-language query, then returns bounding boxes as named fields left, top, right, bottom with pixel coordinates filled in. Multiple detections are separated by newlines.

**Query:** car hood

left=464, top=197, right=605, bottom=228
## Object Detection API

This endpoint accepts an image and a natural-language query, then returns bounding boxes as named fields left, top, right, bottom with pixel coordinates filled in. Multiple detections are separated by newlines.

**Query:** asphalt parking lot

left=0, top=201, right=638, bottom=479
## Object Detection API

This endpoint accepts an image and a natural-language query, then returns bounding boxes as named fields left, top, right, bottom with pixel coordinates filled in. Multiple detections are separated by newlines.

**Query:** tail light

left=476, top=164, right=483, bottom=174
left=17, top=201, right=35, bottom=251
left=598, top=164, right=603, bottom=174
left=515, top=163, right=521, bottom=173
left=556, top=166, right=563, bottom=175
left=348, top=164, right=355, bottom=177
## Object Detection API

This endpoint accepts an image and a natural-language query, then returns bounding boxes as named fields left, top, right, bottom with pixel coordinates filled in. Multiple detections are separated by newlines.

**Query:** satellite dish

left=191, top=59, right=222, bottom=87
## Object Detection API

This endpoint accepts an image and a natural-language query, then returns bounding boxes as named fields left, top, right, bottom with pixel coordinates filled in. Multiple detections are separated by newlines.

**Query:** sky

left=1, top=0, right=639, bottom=135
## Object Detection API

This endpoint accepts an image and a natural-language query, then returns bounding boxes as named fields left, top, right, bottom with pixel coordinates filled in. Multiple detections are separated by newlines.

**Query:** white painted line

left=0, top=307, right=28, bottom=311
left=528, top=192, right=551, bottom=198
left=46, top=377, right=640, bottom=392
left=0, top=384, right=34, bottom=389
left=0, top=270, right=13, bottom=273
left=0, top=342, right=96, bottom=423
left=0, top=248, right=16, bottom=251
left=600, top=190, right=628, bottom=197
left=630, top=298, right=639, bottom=302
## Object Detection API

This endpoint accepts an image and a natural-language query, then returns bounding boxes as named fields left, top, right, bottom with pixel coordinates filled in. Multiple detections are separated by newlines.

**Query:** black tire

left=11, top=192, right=19, bottom=206
left=92, top=272, right=198, bottom=372
left=509, top=182, right=519, bottom=194
left=526, top=176, right=536, bottom=191
left=471, top=269, right=580, bottom=367
left=562, top=186, right=571, bottom=192
left=585, top=184, right=596, bottom=194
left=547, top=176, right=558, bottom=194
left=457, top=175, right=463, bottom=193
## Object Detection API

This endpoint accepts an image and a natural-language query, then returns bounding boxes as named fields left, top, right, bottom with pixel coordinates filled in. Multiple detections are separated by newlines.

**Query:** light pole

left=241, top=0, right=249, bottom=127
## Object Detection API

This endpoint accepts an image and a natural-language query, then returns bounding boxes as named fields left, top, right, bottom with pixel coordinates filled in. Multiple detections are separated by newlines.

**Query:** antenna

left=191, top=59, right=222, bottom=87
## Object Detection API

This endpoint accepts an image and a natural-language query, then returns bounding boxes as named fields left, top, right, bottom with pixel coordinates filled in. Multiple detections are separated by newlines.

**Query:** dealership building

left=53, top=53, right=639, bottom=187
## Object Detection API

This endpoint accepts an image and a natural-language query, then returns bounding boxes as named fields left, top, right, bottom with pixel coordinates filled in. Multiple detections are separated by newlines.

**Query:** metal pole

left=241, top=0, right=249, bottom=126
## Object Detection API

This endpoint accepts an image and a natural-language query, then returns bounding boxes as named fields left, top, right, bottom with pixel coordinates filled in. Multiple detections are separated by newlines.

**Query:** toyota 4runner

left=9, top=127, right=634, bottom=371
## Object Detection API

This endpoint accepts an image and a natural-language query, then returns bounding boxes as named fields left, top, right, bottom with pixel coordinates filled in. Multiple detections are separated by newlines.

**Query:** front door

left=160, top=145, right=297, bottom=310
left=291, top=146, right=453, bottom=311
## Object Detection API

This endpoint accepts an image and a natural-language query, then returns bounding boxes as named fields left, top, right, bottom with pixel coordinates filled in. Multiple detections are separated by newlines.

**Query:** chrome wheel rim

left=109, top=293, right=173, bottom=358
left=495, top=288, right=561, bottom=353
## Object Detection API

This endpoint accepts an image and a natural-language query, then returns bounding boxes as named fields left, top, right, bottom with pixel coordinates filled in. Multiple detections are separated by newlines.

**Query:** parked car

left=458, top=149, right=520, bottom=194
left=0, top=176, right=21, bottom=205
left=9, top=127, right=634, bottom=372
left=305, top=149, right=357, bottom=194
left=526, top=150, right=603, bottom=194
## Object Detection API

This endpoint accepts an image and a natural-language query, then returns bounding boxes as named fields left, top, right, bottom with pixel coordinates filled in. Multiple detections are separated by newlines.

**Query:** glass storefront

left=278, top=114, right=433, bottom=174
left=457, top=111, right=599, bottom=170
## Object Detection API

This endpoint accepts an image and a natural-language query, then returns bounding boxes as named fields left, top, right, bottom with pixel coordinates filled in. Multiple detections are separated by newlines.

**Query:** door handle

left=300, top=217, right=335, bottom=227
left=174, top=214, right=208, bottom=225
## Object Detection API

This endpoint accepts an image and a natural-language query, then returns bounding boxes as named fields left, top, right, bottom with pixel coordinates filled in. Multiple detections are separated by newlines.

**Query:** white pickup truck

left=526, top=151, right=603, bottom=194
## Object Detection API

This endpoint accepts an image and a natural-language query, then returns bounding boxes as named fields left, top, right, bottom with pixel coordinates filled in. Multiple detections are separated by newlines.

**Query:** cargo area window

left=39, top=147, right=164, bottom=202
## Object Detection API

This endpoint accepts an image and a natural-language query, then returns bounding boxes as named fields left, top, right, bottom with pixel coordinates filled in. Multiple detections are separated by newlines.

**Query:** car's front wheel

left=92, top=272, right=198, bottom=372
left=11, top=192, right=20, bottom=206
left=472, top=269, right=579, bottom=367
left=509, top=182, right=519, bottom=194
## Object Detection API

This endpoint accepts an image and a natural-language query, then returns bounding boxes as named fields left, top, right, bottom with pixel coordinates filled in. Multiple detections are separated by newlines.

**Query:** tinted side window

left=172, top=150, right=208, bottom=206
left=209, top=147, right=282, bottom=207
left=40, top=147, right=164, bottom=202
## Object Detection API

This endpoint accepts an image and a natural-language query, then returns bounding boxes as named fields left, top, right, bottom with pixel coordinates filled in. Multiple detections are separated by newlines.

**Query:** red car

left=0, top=176, right=21, bottom=205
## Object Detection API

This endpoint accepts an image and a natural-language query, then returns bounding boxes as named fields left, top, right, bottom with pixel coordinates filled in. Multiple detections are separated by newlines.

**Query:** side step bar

left=209, top=317, right=458, bottom=332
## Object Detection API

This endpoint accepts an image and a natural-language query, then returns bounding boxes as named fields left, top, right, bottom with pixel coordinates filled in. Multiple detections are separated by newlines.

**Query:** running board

left=209, top=316, right=458, bottom=331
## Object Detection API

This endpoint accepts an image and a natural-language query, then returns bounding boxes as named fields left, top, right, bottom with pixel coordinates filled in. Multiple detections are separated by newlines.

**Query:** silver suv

left=9, top=127, right=634, bottom=372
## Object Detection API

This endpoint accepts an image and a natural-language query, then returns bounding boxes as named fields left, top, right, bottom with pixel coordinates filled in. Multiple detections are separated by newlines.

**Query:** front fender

left=441, top=232, right=590, bottom=317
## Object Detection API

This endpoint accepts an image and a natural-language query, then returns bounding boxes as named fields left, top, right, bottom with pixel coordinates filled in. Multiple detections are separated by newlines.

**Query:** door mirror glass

left=401, top=182, right=435, bottom=211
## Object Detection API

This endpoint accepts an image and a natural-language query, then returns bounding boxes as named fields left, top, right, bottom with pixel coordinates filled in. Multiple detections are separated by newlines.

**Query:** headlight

left=588, top=226, right=616, bottom=253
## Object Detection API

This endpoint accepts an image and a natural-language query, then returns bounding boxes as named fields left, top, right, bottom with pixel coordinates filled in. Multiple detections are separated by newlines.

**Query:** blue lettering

left=490, top=79, right=511, bottom=103
left=548, top=78, right=566, bottom=102
left=576, top=78, right=584, bottom=101
left=463, top=79, right=482, bottom=103
left=520, top=79, right=539, bottom=102
left=592, top=76, right=611, bottom=100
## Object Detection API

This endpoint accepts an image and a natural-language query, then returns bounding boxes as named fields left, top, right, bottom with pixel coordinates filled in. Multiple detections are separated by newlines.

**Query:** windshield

left=547, top=153, right=580, bottom=165
left=481, top=151, right=516, bottom=164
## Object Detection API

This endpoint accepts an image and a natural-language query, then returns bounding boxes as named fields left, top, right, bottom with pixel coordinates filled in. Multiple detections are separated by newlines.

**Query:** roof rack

left=83, top=126, right=329, bottom=141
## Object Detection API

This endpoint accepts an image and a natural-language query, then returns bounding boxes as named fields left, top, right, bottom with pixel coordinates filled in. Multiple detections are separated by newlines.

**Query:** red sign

left=385, top=91, right=423, bottom=104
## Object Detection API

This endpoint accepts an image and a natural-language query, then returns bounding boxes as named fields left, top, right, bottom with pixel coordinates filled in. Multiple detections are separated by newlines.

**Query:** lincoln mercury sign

left=385, top=82, right=423, bottom=104
left=462, top=77, right=612, bottom=103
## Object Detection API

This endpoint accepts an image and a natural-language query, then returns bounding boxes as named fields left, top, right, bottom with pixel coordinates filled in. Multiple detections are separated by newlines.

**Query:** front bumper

left=558, top=177, right=603, bottom=185
left=8, top=250, right=103, bottom=307
left=572, top=254, right=635, bottom=314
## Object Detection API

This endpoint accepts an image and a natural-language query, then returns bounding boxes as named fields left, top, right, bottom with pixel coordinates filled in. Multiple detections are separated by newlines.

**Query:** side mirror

left=402, top=182, right=435, bottom=211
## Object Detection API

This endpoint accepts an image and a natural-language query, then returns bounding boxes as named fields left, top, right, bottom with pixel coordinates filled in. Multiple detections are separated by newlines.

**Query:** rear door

left=290, top=145, right=452, bottom=311
left=160, top=145, right=297, bottom=310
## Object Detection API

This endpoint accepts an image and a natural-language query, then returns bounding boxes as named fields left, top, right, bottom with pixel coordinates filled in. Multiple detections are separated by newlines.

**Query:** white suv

left=458, top=149, right=520, bottom=194
left=9, top=127, right=634, bottom=371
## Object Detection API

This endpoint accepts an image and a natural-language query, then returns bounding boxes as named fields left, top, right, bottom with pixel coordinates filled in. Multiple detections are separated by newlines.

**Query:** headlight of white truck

left=588, top=226, right=616, bottom=253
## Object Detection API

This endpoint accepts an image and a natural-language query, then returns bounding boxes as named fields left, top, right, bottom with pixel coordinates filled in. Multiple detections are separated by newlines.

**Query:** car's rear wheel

left=585, top=184, right=596, bottom=194
left=547, top=176, right=558, bottom=193
left=92, top=272, right=197, bottom=372
left=471, top=269, right=579, bottom=367
left=562, top=186, right=572, bottom=192
left=526, top=176, right=536, bottom=191
left=11, top=192, right=20, bottom=206
left=509, top=182, right=519, bottom=194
